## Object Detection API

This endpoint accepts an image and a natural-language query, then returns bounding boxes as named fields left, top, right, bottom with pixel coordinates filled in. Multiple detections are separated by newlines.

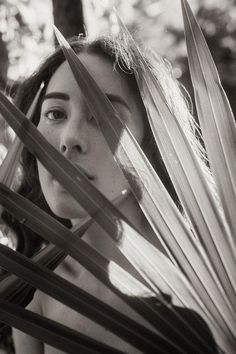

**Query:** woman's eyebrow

left=43, top=91, right=130, bottom=111
left=43, top=92, right=70, bottom=101
left=106, top=93, right=131, bottom=111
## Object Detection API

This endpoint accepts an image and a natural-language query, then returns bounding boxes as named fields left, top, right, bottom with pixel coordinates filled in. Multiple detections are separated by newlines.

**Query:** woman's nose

left=60, top=116, right=88, bottom=155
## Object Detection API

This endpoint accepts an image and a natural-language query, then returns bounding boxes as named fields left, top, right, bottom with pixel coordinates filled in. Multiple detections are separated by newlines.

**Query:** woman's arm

left=13, top=291, right=44, bottom=354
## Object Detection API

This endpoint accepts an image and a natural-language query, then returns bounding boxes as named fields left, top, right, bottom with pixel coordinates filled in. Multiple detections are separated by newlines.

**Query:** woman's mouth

left=50, top=164, right=95, bottom=188
left=74, top=164, right=95, bottom=181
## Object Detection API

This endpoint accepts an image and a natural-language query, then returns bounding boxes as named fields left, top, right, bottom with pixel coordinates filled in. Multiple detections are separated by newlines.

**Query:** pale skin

left=13, top=52, right=163, bottom=354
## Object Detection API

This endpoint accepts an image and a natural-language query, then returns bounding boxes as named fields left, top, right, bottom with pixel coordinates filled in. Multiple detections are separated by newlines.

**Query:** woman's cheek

left=38, top=123, right=58, bottom=148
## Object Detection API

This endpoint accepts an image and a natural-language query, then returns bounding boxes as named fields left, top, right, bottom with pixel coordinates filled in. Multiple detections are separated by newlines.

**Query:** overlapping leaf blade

left=181, top=0, right=236, bottom=254
left=0, top=243, right=163, bottom=353
left=0, top=187, right=122, bottom=314
left=0, top=85, right=42, bottom=188
left=0, top=30, right=216, bottom=353
left=0, top=91, right=215, bottom=352
left=0, top=182, right=207, bottom=353
left=0, top=298, right=125, bottom=354
left=0, top=216, right=93, bottom=317
left=115, top=4, right=236, bottom=352
left=53, top=27, right=206, bottom=309
left=53, top=24, right=236, bottom=352
left=0, top=86, right=42, bottom=221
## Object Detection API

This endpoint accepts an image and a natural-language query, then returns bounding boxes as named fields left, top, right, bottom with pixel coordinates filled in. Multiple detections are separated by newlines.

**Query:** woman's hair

left=2, top=33, right=208, bottom=256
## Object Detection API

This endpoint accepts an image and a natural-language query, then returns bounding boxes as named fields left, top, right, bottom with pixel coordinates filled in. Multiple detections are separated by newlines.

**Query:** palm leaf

left=0, top=182, right=209, bottom=353
left=0, top=188, right=122, bottom=317
left=114, top=4, right=236, bottom=352
left=179, top=0, right=236, bottom=305
left=0, top=215, right=92, bottom=320
left=1, top=187, right=218, bottom=353
left=0, top=85, right=42, bottom=188
left=115, top=8, right=236, bottom=302
left=0, top=85, right=42, bottom=220
left=54, top=23, right=236, bottom=352
left=53, top=26, right=211, bottom=310
left=0, top=243, right=163, bottom=353
left=0, top=87, right=198, bottom=310
left=0, top=93, right=216, bottom=352
left=181, top=0, right=236, bottom=254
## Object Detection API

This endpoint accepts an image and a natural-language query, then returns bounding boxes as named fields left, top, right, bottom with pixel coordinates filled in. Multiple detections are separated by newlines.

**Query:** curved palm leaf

left=0, top=243, right=164, bottom=353
left=53, top=21, right=236, bottom=353
left=0, top=182, right=208, bottom=353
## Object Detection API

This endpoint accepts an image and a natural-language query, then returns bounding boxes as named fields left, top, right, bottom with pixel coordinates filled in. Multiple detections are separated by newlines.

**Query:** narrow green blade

left=0, top=85, right=42, bottom=187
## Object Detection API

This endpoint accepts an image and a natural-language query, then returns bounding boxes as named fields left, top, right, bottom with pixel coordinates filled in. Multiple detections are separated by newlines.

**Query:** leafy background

left=0, top=0, right=235, bottom=353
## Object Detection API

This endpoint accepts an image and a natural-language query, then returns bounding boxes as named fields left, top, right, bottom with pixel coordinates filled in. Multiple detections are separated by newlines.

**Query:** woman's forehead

left=46, top=52, right=135, bottom=98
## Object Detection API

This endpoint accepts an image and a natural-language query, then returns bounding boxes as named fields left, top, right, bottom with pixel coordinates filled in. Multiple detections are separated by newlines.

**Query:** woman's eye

left=44, top=109, right=66, bottom=121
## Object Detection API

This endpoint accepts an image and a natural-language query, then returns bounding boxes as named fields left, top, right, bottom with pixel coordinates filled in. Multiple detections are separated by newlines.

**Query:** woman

left=3, top=35, right=217, bottom=353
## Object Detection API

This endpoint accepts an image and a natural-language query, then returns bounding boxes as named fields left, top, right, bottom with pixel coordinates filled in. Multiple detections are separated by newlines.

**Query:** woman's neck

left=71, top=192, right=166, bottom=267
left=71, top=193, right=138, bottom=257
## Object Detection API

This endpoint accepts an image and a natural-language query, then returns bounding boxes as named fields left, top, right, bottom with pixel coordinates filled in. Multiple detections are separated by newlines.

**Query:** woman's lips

left=51, top=164, right=94, bottom=185
left=74, top=164, right=94, bottom=180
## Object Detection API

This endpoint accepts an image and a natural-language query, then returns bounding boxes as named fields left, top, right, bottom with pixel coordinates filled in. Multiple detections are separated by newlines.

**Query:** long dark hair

left=3, top=34, right=199, bottom=256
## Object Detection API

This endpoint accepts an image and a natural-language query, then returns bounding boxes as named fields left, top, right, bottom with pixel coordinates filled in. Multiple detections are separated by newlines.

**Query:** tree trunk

left=0, top=32, right=9, bottom=90
left=52, top=0, right=85, bottom=45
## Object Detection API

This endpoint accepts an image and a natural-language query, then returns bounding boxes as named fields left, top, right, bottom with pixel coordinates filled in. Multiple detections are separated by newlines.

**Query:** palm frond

left=54, top=19, right=236, bottom=353
left=0, top=243, right=162, bottom=353
left=53, top=26, right=209, bottom=310
left=0, top=93, right=215, bottom=352
left=0, top=85, right=42, bottom=188
left=0, top=85, right=42, bottom=222
left=0, top=182, right=205, bottom=353
left=0, top=215, right=93, bottom=319
left=182, top=0, right=236, bottom=253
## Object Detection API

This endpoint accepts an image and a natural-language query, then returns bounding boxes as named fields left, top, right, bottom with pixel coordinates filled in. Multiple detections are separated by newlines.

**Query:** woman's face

left=37, top=51, right=145, bottom=219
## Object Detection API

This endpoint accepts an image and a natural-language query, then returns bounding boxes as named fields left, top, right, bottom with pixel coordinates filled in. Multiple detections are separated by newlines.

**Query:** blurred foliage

left=0, top=0, right=53, bottom=82
left=167, top=0, right=236, bottom=118
left=0, top=0, right=54, bottom=175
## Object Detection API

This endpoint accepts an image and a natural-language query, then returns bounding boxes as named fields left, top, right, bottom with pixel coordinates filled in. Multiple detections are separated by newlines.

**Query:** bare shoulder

left=38, top=257, right=145, bottom=354
left=12, top=290, right=44, bottom=354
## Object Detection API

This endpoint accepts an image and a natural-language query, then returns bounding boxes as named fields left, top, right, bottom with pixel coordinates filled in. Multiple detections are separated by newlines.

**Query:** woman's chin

left=49, top=201, right=88, bottom=220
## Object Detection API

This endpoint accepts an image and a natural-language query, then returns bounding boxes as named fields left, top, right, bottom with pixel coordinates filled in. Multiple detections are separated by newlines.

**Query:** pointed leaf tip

left=53, top=25, right=70, bottom=49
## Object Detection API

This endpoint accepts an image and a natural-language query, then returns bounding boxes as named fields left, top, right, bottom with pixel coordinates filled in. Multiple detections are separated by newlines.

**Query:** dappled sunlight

left=0, top=226, right=17, bottom=250
left=108, top=259, right=156, bottom=298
